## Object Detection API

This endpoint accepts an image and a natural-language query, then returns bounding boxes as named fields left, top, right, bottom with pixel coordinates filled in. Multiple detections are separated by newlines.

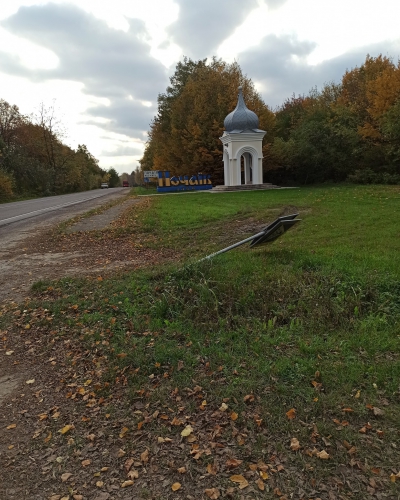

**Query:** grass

left=3, top=183, right=400, bottom=497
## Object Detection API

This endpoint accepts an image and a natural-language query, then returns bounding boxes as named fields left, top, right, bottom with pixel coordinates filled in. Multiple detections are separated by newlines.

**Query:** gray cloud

left=84, top=97, right=156, bottom=137
left=239, top=35, right=400, bottom=109
left=167, top=0, right=259, bottom=59
left=1, top=3, right=168, bottom=133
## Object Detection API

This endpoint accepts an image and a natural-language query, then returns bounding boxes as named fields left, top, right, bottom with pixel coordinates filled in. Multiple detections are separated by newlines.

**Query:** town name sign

left=156, top=171, right=212, bottom=193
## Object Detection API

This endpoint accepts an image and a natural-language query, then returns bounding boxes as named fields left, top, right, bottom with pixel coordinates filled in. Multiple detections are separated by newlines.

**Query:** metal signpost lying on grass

left=199, top=214, right=300, bottom=262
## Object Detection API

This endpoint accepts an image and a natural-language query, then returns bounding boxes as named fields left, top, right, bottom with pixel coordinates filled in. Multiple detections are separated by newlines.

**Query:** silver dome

left=224, top=86, right=260, bottom=133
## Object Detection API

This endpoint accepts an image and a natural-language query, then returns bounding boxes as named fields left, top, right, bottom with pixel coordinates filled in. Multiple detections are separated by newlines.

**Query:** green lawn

left=4, top=184, right=400, bottom=498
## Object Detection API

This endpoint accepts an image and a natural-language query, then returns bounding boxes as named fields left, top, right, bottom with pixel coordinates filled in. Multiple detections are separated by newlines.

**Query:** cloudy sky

left=1, top=0, right=400, bottom=174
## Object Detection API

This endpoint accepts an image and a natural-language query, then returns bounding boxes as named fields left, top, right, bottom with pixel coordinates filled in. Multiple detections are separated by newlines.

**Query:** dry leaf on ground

left=286, top=408, right=296, bottom=419
left=181, top=424, right=193, bottom=437
left=230, top=474, right=249, bottom=488
left=121, top=480, right=134, bottom=487
left=290, top=437, right=300, bottom=451
left=256, top=478, right=265, bottom=491
left=205, top=488, right=220, bottom=499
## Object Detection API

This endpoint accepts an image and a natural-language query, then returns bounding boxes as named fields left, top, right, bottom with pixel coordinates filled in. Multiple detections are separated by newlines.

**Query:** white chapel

left=220, top=87, right=266, bottom=187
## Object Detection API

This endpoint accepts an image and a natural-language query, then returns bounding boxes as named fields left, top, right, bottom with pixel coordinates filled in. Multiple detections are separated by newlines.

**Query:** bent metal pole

left=198, top=230, right=266, bottom=262
left=198, top=214, right=301, bottom=262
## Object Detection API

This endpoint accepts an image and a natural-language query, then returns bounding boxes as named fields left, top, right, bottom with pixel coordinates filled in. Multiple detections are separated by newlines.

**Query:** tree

left=141, top=58, right=274, bottom=184
left=107, top=168, right=120, bottom=187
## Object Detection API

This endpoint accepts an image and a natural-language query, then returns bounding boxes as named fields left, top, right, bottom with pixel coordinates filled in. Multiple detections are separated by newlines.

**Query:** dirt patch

left=66, top=199, right=142, bottom=233
left=0, top=374, right=23, bottom=403
left=0, top=197, right=178, bottom=304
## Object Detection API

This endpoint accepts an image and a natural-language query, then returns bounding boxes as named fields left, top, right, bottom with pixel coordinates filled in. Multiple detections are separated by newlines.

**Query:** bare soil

left=0, top=196, right=180, bottom=500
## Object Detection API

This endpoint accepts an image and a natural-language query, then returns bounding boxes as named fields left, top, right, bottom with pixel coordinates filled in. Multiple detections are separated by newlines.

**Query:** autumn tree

left=0, top=98, right=104, bottom=197
left=141, top=58, right=274, bottom=184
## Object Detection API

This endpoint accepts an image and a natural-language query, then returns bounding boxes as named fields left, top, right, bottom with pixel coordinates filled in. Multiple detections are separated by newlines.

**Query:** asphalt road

left=0, top=188, right=127, bottom=227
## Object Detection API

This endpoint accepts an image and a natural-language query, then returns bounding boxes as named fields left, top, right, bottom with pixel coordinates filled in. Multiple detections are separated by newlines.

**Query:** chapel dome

left=224, top=86, right=260, bottom=133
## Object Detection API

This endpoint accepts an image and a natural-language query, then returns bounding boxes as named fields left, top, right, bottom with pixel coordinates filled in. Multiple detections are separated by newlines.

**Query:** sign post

left=199, top=214, right=300, bottom=262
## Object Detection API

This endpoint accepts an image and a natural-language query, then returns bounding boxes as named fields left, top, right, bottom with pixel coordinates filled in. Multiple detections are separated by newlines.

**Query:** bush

left=347, top=168, right=400, bottom=184
left=0, top=170, right=14, bottom=201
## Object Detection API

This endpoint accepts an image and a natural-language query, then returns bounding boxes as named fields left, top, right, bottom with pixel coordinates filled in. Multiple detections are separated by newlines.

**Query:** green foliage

left=107, top=167, right=120, bottom=187
left=142, top=54, right=400, bottom=186
left=0, top=167, right=14, bottom=201
left=0, top=99, right=104, bottom=199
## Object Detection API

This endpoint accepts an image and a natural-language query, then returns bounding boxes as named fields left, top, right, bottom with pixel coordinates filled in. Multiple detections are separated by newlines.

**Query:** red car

left=122, top=180, right=129, bottom=187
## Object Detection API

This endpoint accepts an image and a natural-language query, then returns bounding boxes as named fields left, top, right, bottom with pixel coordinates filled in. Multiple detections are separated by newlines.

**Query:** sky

left=1, top=0, right=400, bottom=175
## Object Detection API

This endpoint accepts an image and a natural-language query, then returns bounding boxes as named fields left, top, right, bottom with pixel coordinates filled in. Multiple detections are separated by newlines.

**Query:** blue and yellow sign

left=157, top=171, right=212, bottom=193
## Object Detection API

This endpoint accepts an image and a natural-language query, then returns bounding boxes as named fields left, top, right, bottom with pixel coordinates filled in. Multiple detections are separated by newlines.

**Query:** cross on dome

left=223, top=86, right=261, bottom=133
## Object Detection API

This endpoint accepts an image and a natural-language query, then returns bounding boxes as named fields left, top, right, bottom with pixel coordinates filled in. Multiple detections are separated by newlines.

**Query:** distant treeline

left=141, top=54, right=400, bottom=185
left=0, top=100, right=108, bottom=201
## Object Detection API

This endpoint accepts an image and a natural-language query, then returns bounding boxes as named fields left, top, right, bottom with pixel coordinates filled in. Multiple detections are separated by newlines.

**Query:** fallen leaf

left=260, top=471, right=269, bottom=480
left=342, top=407, right=353, bottom=413
left=96, top=481, right=104, bottom=487
left=171, top=482, right=181, bottom=491
left=121, top=480, right=134, bottom=487
left=230, top=474, right=249, bottom=489
left=8, top=445, right=14, bottom=450
left=6, top=424, right=16, bottom=430
left=219, top=402, right=228, bottom=412
left=127, top=469, right=139, bottom=479
left=290, top=437, right=301, bottom=451
left=205, top=488, right=220, bottom=499
left=81, top=459, right=91, bottom=467
left=5, top=351, right=14, bottom=356
left=243, top=394, right=254, bottom=403
left=317, top=450, right=330, bottom=460
left=177, top=467, right=186, bottom=474
left=61, top=473, right=72, bottom=482
left=141, top=449, right=149, bottom=463
left=226, top=458, right=243, bottom=469
left=181, top=425, right=193, bottom=437
left=26, top=379, right=35, bottom=385
left=355, top=389, right=361, bottom=399
left=207, top=463, right=218, bottom=475
left=373, top=407, right=384, bottom=416
left=256, top=478, right=265, bottom=491
left=119, top=426, right=129, bottom=438
left=230, top=411, right=238, bottom=421
left=124, top=458, right=134, bottom=472
left=286, top=408, right=296, bottom=420
left=59, top=424, right=74, bottom=435
left=117, top=448, right=126, bottom=458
